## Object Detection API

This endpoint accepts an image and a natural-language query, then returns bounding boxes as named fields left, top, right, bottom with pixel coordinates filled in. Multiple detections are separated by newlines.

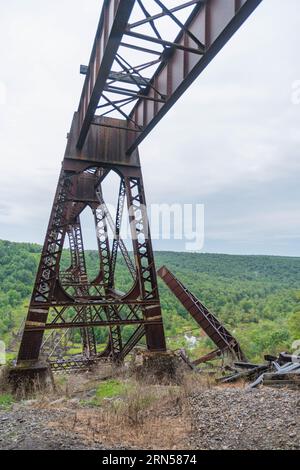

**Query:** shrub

left=0, top=393, right=14, bottom=410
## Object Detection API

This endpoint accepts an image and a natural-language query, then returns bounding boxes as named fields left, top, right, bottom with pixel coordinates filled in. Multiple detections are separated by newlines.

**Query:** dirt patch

left=51, top=404, right=189, bottom=450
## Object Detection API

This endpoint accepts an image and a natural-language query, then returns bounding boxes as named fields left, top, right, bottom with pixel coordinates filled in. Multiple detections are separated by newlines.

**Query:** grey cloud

left=0, top=0, right=299, bottom=255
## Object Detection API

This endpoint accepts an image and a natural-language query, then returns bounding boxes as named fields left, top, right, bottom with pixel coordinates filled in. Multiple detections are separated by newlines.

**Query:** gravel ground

left=188, top=387, right=300, bottom=450
left=0, top=408, right=107, bottom=450
left=0, top=386, right=299, bottom=450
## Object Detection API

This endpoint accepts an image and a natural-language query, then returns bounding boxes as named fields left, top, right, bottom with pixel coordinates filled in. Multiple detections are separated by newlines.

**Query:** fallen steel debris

left=217, top=352, right=300, bottom=389
left=249, top=361, right=300, bottom=389
left=158, top=266, right=246, bottom=364
left=219, top=365, right=270, bottom=384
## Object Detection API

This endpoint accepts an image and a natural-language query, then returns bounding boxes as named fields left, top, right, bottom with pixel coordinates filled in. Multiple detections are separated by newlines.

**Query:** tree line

left=0, top=239, right=299, bottom=362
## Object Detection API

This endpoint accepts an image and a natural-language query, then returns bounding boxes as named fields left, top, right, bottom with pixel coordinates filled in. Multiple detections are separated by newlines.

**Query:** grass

left=81, top=379, right=131, bottom=407
left=5, top=352, right=16, bottom=362
left=0, top=393, right=14, bottom=410
left=96, top=379, right=128, bottom=402
left=95, top=380, right=183, bottom=426
left=58, top=379, right=191, bottom=448
left=63, top=343, right=108, bottom=357
left=67, top=347, right=83, bottom=355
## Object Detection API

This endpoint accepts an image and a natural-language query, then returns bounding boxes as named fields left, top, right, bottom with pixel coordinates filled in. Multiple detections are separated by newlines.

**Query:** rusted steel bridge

left=17, top=0, right=262, bottom=370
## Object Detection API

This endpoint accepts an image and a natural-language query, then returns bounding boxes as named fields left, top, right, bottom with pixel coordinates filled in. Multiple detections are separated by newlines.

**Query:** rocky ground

left=0, top=408, right=107, bottom=450
left=0, top=381, right=299, bottom=450
left=188, top=387, right=300, bottom=450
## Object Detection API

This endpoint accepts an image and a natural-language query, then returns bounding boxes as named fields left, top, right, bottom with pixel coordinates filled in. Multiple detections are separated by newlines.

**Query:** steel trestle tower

left=17, top=0, right=262, bottom=369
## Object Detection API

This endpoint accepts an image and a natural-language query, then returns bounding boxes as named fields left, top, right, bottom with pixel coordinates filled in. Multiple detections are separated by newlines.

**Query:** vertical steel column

left=123, top=165, right=166, bottom=352
left=94, top=197, right=111, bottom=289
left=109, top=178, right=127, bottom=288
left=93, top=187, right=123, bottom=359
left=69, top=218, right=97, bottom=358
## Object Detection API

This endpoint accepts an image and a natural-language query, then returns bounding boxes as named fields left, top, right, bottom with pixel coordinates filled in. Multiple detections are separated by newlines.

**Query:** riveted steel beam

left=77, top=0, right=135, bottom=150
left=126, top=0, right=263, bottom=154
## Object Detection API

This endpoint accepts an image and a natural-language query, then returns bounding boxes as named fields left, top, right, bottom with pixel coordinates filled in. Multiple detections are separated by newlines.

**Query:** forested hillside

left=0, top=239, right=299, bottom=362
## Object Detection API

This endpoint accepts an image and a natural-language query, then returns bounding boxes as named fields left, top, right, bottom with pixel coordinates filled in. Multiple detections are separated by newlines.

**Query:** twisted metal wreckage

left=15, top=1, right=263, bottom=373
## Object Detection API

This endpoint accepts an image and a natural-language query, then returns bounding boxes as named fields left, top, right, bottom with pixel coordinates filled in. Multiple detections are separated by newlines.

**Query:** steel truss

left=77, top=0, right=262, bottom=152
left=18, top=162, right=166, bottom=368
left=17, top=1, right=261, bottom=370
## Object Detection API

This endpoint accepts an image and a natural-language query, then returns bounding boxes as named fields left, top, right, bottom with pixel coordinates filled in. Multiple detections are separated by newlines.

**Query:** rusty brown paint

left=158, top=266, right=246, bottom=361
left=16, top=1, right=261, bottom=368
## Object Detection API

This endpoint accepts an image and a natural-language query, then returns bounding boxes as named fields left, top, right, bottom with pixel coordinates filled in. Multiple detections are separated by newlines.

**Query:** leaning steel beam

left=126, top=0, right=263, bottom=153
left=158, top=265, right=246, bottom=362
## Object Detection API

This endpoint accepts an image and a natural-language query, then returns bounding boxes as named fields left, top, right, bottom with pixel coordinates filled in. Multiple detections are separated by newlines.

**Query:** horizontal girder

left=25, top=319, right=161, bottom=332
left=75, top=0, right=262, bottom=153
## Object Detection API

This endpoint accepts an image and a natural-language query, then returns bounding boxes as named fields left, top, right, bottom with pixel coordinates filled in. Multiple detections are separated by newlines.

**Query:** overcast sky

left=0, top=0, right=300, bottom=256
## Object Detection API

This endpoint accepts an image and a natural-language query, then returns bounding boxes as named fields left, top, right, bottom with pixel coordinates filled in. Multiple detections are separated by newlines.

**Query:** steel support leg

left=17, top=171, right=72, bottom=363
left=123, top=166, right=166, bottom=352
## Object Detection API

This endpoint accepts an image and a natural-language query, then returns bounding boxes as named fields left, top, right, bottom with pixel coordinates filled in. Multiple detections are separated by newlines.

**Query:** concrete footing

left=134, top=350, right=185, bottom=385
left=7, top=362, right=55, bottom=397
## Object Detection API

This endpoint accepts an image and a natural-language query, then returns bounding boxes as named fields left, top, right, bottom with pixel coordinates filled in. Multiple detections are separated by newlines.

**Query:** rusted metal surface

left=16, top=1, right=260, bottom=370
left=18, top=153, right=166, bottom=366
left=73, top=0, right=262, bottom=154
left=157, top=265, right=246, bottom=362
left=126, top=0, right=262, bottom=153
left=96, top=182, right=136, bottom=280
left=193, top=348, right=223, bottom=365
left=49, top=358, right=97, bottom=373
left=77, top=0, right=136, bottom=149
left=218, top=352, right=300, bottom=389
left=17, top=171, right=72, bottom=362
left=66, top=115, right=141, bottom=167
